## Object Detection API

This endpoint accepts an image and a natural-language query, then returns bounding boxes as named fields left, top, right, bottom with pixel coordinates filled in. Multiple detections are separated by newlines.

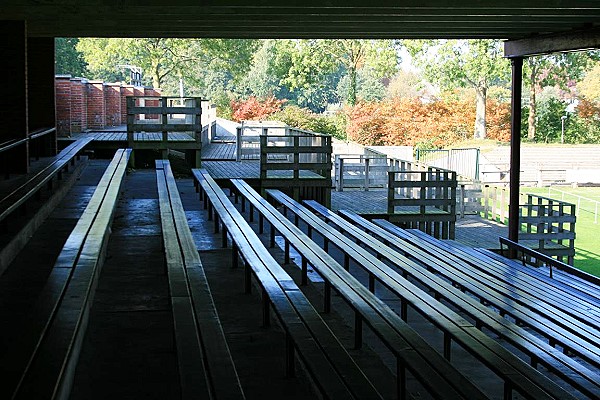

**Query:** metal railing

left=416, top=148, right=480, bottom=181
left=548, top=186, right=599, bottom=224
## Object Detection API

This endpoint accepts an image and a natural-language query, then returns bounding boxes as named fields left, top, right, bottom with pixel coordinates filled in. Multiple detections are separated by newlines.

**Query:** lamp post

left=561, top=115, right=567, bottom=144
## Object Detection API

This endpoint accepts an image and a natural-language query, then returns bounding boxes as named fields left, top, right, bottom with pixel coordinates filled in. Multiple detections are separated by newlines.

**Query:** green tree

left=406, top=39, right=509, bottom=139
left=55, top=38, right=87, bottom=76
left=578, top=62, right=600, bottom=102
left=524, top=53, right=597, bottom=141
left=76, top=38, right=258, bottom=94
left=282, top=39, right=398, bottom=108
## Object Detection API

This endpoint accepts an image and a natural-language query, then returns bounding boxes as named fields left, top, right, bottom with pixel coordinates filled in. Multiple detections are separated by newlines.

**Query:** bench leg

left=443, top=332, right=452, bottom=361
left=368, top=274, right=375, bottom=293
left=400, top=300, right=408, bottom=322
left=269, top=225, right=275, bottom=248
left=262, top=289, right=270, bottom=327
left=244, top=260, right=252, bottom=294
left=354, top=312, right=362, bottom=349
left=214, top=215, right=220, bottom=234
left=503, top=382, right=513, bottom=400
left=221, top=227, right=228, bottom=248
left=323, top=282, right=331, bottom=313
left=241, top=197, right=245, bottom=213
left=249, top=204, right=254, bottom=222
left=258, top=214, right=264, bottom=234
left=285, top=333, right=295, bottom=378
left=284, top=240, right=290, bottom=264
left=323, top=238, right=329, bottom=253
left=397, top=360, right=407, bottom=400
left=231, top=244, right=238, bottom=269
left=301, top=257, right=308, bottom=286
left=343, top=254, right=350, bottom=271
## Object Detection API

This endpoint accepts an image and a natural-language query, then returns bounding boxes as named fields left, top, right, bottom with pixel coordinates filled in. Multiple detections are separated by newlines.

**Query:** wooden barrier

left=481, top=185, right=576, bottom=264
left=126, top=96, right=202, bottom=165
left=387, top=167, right=457, bottom=239
left=259, top=133, right=332, bottom=207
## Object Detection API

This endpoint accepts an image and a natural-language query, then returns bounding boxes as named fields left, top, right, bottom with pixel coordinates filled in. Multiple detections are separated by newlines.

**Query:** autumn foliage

left=231, top=96, right=286, bottom=122
left=345, top=98, right=510, bottom=147
left=229, top=95, right=511, bottom=147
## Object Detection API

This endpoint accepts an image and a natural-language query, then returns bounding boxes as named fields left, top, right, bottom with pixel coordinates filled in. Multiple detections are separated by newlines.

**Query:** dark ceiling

left=2, top=1, right=600, bottom=40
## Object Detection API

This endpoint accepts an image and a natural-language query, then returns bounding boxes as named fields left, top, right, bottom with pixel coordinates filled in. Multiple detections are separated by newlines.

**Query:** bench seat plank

left=268, top=190, right=578, bottom=400
left=156, top=160, right=244, bottom=400
left=193, top=169, right=381, bottom=400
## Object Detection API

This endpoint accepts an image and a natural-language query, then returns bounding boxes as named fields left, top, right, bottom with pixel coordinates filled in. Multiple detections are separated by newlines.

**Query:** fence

left=387, top=164, right=457, bottom=239
left=259, top=132, right=333, bottom=207
left=416, top=148, right=480, bottom=181
left=481, top=185, right=576, bottom=264
left=235, top=123, right=291, bottom=161
left=334, top=154, right=388, bottom=191
left=547, top=186, right=599, bottom=224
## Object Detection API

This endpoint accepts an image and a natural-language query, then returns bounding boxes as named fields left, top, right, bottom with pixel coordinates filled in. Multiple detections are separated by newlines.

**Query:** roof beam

left=504, top=27, right=600, bottom=57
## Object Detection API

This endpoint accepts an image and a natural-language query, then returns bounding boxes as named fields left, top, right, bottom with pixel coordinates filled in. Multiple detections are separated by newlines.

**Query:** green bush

left=271, top=105, right=347, bottom=140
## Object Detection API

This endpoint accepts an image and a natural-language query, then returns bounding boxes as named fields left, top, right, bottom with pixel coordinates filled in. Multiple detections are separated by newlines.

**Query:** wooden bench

left=155, top=160, right=244, bottom=399
left=0, top=138, right=94, bottom=274
left=367, top=220, right=600, bottom=368
left=0, top=148, right=131, bottom=399
left=322, top=209, right=600, bottom=398
left=230, top=178, right=487, bottom=399
left=0, top=137, right=93, bottom=225
left=475, top=247, right=600, bottom=305
left=192, top=169, right=382, bottom=400
left=267, top=189, right=579, bottom=400
left=499, top=237, right=600, bottom=286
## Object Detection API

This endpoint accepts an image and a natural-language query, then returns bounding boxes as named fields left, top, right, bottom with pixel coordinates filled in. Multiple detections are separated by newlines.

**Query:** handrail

left=499, top=237, right=600, bottom=285
left=0, top=127, right=56, bottom=154
left=28, top=127, right=56, bottom=140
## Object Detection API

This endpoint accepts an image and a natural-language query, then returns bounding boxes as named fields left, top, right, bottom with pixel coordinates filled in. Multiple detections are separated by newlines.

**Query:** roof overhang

left=1, top=1, right=599, bottom=42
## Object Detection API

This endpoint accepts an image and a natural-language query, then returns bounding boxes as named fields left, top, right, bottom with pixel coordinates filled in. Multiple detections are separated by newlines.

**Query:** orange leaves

left=231, top=96, right=286, bottom=122
left=346, top=98, right=511, bottom=146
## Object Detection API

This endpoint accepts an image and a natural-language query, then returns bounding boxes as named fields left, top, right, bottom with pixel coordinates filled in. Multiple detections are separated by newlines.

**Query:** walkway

left=331, top=189, right=508, bottom=250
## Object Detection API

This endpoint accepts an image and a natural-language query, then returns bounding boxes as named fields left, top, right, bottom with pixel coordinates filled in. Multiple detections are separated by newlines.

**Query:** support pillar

left=28, top=37, right=57, bottom=157
left=508, top=57, right=524, bottom=245
left=0, top=21, right=28, bottom=175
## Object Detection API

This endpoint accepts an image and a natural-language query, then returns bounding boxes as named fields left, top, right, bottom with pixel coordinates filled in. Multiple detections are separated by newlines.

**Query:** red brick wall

left=87, top=81, right=105, bottom=129
left=69, top=78, right=87, bottom=133
left=121, top=85, right=134, bottom=124
left=105, top=83, right=121, bottom=126
left=54, top=76, right=161, bottom=132
left=55, top=76, right=71, bottom=135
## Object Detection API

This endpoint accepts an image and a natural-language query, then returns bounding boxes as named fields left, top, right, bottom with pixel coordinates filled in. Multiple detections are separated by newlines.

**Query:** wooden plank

left=231, top=179, right=488, bottom=399
left=194, top=170, right=379, bottom=400
left=268, top=191, right=579, bottom=400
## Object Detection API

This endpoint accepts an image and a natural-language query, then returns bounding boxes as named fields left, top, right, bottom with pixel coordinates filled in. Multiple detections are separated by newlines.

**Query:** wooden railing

left=499, top=237, right=597, bottom=283
left=334, top=154, right=388, bottom=191
left=387, top=163, right=457, bottom=239
left=260, top=133, right=332, bottom=206
left=126, top=96, right=202, bottom=144
left=481, top=185, right=576, bottom=264
left=235, top=123, right=316, bottom=161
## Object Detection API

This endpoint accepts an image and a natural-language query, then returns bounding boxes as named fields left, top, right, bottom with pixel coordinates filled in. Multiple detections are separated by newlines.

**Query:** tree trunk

left=152, top=60, right=161, bottom=89
left=474, top=86, right=487, bottom=139
left=348, top=67, right=357, bottom=106
left=527, top=63, right=537, bottom=141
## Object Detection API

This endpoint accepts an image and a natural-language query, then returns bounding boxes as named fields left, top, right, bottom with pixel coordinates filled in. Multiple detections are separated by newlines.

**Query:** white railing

left=334, top=154, right=388, bottom=191
left=548, top=187, right=599, bottom=223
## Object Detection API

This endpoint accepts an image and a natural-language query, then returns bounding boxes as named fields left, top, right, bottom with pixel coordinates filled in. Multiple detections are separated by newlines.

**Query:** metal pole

left=561, top=115, right=567, bottom=144
left=508, top=57, right=524, bottom=245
